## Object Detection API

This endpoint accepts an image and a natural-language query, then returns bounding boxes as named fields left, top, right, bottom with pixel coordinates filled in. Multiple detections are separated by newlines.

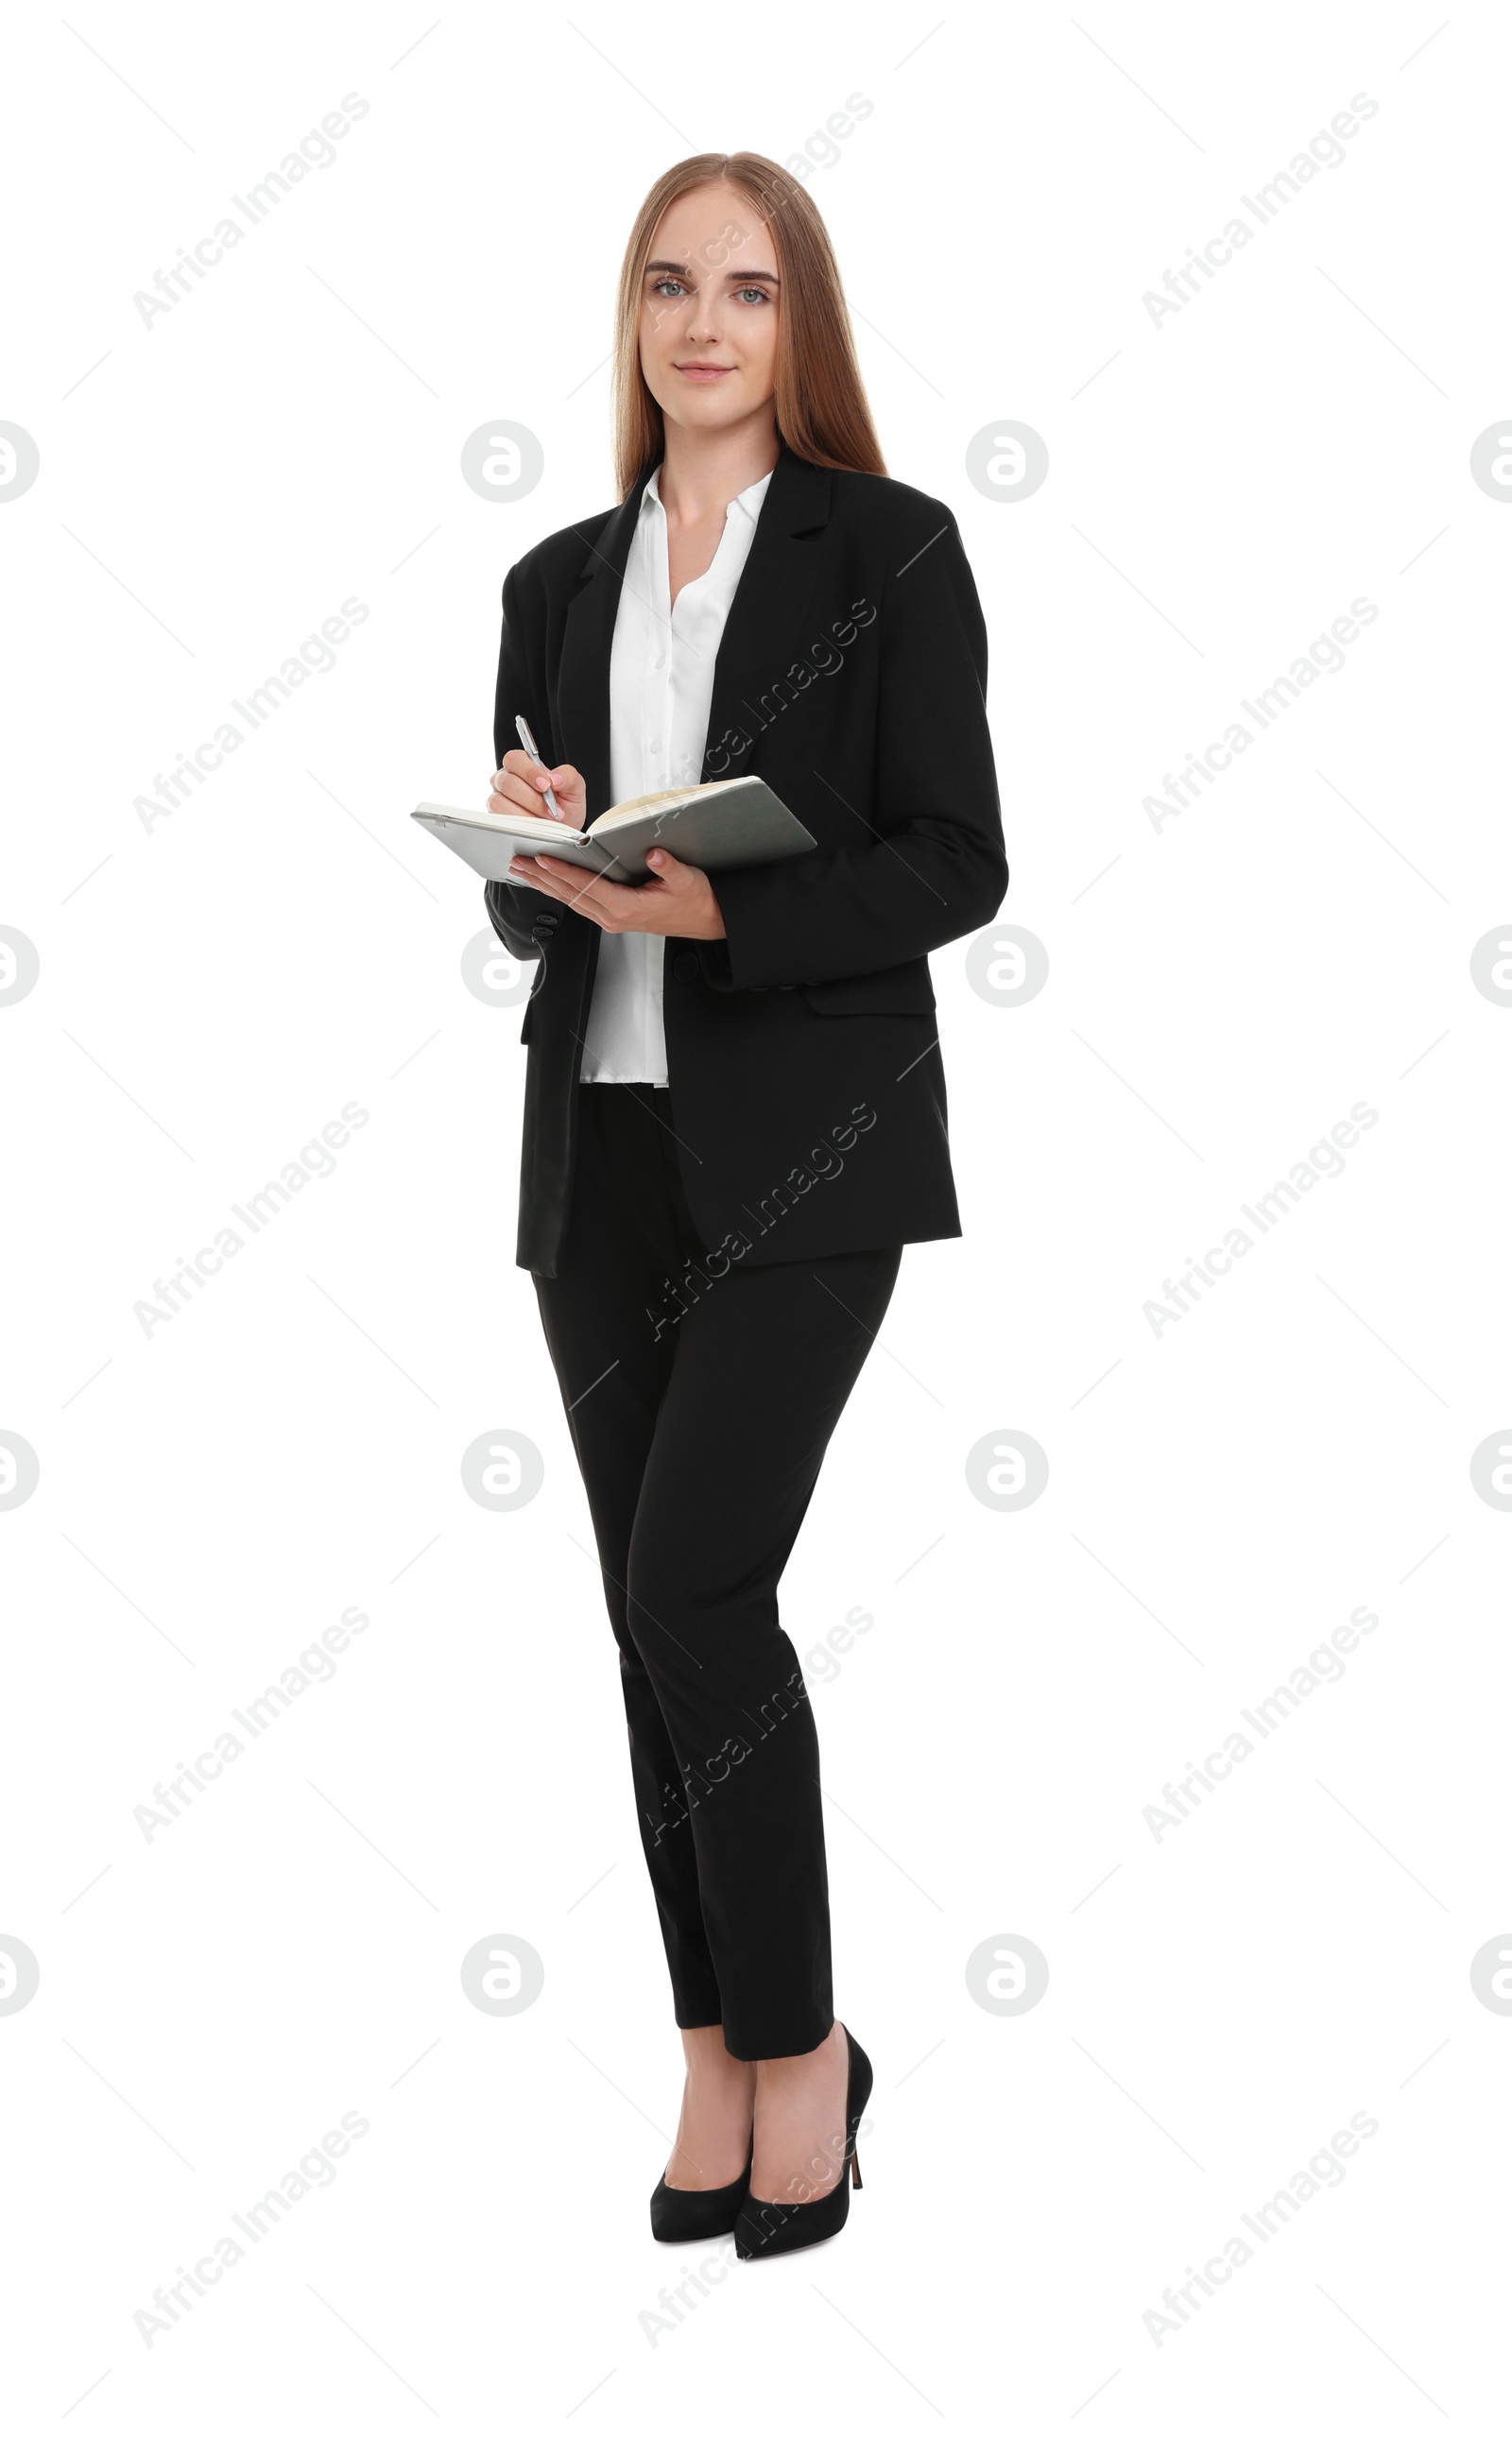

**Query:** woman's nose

left=682, top=296, right=721, bottom=343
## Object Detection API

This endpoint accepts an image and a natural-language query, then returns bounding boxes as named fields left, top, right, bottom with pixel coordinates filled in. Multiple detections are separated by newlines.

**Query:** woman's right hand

left=488, top=750, right=588, bottom=833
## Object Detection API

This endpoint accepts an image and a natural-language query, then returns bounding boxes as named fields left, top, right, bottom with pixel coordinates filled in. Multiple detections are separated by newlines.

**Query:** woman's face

left=638, top=183, right=780, bottom=439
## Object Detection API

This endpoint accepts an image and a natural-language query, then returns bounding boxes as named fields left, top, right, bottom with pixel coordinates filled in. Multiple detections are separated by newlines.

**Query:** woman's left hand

left=508, top=846, right=727, bottom=939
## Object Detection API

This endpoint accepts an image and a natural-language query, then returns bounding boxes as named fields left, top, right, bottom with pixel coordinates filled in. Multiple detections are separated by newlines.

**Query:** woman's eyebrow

left=644, top=259, right=780, bottom=283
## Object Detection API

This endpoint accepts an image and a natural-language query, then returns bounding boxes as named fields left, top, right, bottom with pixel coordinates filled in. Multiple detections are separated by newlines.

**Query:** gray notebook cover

left=412, top=776, right=816, bottom=884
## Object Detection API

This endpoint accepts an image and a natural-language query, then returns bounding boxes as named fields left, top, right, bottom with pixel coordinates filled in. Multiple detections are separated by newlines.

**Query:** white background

left=4, top=0, right=1509, bottom=2427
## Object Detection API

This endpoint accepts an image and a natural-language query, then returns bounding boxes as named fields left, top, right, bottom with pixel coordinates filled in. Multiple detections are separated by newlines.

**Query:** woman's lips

left=676, top=364, right=733, bottom=381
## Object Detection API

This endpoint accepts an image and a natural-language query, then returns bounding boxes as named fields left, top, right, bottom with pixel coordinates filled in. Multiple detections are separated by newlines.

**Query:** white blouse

left=577, top=458, right=774, bottom=1084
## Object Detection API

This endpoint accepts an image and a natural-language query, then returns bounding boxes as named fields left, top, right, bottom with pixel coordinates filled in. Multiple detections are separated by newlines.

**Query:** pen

left=515, top=715, right=562, bottom=820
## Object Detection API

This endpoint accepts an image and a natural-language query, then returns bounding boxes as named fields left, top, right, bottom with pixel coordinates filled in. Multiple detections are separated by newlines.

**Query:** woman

left=483, top=151, right=1005, bottom=2259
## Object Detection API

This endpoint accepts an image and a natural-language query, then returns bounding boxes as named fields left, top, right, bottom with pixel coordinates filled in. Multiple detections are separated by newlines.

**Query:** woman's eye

left=736, top=287, right=769, bottom=305
left=651, top=277, right=685, bottom=298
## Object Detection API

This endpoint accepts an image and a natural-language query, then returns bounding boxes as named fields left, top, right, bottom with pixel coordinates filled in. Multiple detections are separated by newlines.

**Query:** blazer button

left=671, top=951, right=698, bottom=982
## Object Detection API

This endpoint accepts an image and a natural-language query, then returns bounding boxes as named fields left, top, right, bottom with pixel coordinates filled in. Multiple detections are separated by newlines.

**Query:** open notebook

left=412, top=775, right=816, bottom=884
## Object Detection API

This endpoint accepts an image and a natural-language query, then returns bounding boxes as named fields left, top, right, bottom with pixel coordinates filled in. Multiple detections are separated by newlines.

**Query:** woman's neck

left=657, top=413, right=780, bottom=529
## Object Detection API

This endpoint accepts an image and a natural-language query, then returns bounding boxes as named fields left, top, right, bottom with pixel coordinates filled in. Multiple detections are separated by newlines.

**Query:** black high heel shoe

left=649, top=2150, right=752, bottom=2243
left=733, top=2024, right=871, bottom=2261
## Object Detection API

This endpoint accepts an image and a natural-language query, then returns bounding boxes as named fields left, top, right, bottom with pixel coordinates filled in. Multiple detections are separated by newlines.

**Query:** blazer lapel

left=702, top=440, right=833, bottom=779
left=553, top=475, right=647, bottom=819
left=554, top=437, right=834, bottom=810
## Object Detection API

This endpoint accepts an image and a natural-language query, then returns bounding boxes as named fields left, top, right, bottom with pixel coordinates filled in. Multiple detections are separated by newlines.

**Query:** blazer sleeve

left=482, top=559, right=554, bottom=963
left=695, top=508, right=1008, bottom=991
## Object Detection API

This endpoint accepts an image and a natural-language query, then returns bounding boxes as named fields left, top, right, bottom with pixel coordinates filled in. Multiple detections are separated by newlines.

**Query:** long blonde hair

left=610, top=151, right=886, bottom=499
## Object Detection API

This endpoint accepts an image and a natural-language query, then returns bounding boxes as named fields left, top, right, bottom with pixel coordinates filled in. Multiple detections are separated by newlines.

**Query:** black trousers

left=533, top=1082, right=902, bottom=2060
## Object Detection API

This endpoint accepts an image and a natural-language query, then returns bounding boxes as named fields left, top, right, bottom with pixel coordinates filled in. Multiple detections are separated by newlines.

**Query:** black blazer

left=485, top=436, right=1008, bottom=1278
